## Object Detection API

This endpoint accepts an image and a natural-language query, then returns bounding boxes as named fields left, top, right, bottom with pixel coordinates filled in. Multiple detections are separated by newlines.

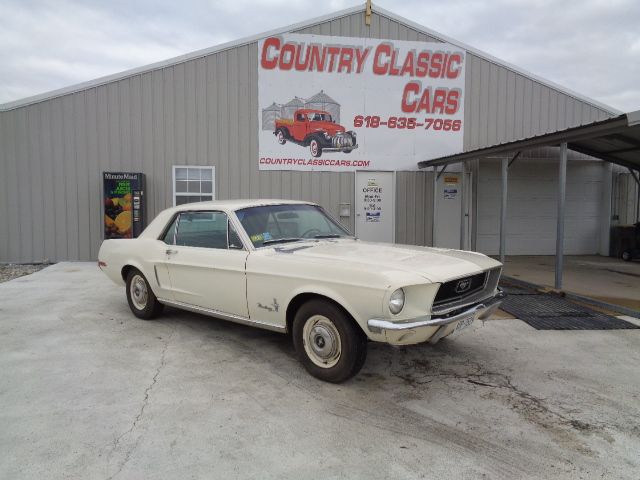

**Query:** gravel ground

left=0, top=264, right=50, bottom=283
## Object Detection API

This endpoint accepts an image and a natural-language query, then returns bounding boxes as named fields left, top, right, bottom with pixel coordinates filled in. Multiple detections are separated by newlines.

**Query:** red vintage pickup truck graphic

left=274, top=109, right=358, bottom=158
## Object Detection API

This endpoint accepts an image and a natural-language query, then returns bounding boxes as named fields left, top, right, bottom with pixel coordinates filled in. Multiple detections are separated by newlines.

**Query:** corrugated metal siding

left=0, top=9, right=615, bottom=262
left=463, top=54, right=613, bottom=151
left=395, top=171, right=434, bottom=246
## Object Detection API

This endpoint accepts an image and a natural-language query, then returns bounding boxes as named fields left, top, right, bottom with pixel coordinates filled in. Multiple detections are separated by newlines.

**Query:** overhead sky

left=1, top=0, right=638, bottom=111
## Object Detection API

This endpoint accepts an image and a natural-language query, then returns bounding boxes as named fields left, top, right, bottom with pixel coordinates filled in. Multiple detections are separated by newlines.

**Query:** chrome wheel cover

left=310, top=140, right=318, bottom=156
left=277, top=131, right=285, bottom=144
left=130, top=274, right=149, bottom=311
left=302, top=315, right=342, bottom=369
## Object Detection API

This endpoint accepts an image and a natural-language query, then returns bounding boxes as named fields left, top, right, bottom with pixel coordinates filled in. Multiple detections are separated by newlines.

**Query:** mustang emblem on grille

left=454, top=278, right=472, bottom=294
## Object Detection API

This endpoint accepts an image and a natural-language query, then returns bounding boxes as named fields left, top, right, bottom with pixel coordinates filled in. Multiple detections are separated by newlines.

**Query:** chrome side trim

left=368, top=291, right=505, bottom=333
left=157, top=298, right=286, bottom=333
left=153, top=265, right=161, bottom=287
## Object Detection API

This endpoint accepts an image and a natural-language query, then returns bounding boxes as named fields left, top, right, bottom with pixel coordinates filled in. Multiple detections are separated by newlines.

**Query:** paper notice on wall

left=444, top=188, right=458, bottom=199
left=363, top=179, right=383, bottom=221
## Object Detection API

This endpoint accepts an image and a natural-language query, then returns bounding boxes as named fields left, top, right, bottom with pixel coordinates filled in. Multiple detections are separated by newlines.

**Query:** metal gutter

left=418, top=113, right=631, bottom=168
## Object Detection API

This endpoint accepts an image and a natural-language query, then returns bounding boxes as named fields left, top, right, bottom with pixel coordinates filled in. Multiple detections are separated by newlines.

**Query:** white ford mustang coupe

left=99, top=199, right=504, bottom=382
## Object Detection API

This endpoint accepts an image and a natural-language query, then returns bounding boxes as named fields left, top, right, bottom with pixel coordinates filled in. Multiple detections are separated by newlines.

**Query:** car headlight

left=389, top=288, right=405, bottom=315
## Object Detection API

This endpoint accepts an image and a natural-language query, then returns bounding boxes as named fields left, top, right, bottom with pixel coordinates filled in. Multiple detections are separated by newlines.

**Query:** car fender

left=285, top=282, right=377, bottom=332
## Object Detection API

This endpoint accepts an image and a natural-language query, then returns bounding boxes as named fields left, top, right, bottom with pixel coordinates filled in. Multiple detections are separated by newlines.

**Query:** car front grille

left=431, top=267, right=502, bottom=315
left=433, top=272, right=487, bottom=305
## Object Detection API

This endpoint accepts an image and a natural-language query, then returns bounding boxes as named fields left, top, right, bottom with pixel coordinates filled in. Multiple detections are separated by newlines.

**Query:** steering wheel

left=301, top=228, right=322, bottom=238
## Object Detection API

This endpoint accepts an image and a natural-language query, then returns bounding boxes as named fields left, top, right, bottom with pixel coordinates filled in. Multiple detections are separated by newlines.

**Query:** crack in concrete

left=106, top=326, right=174, bottom=480
left=389, top=353, right=602, bottom=455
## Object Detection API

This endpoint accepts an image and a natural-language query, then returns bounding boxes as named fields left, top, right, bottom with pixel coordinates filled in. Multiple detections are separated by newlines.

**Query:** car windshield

left=235, top=204, right=350, bottom=248
left=310, top=112, right=332, bottom=122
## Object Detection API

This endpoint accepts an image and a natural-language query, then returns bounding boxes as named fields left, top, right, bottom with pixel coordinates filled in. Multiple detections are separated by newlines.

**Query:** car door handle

left=166, top=249, right=178, bottom=255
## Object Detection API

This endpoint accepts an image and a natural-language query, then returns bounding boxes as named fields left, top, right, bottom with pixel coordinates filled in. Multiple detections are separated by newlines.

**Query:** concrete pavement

left=1, top=263, right=639, bottom=479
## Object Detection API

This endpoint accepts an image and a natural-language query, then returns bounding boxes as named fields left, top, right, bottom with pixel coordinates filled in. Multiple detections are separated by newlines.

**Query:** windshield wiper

left=262, top=238, right=302, bottom=245
left=313, top=234, right=342, bottom=239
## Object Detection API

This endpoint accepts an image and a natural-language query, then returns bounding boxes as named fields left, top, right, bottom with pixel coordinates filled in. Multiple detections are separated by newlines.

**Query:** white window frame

left=172, top=166, right=216, bottom=206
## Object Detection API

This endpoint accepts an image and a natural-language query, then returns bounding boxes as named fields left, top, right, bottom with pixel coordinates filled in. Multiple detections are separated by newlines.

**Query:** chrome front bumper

left=367, top=290, right=506, bottom=345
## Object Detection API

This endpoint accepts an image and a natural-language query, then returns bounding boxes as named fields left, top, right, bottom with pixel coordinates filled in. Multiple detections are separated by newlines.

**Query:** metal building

left=0, top=3, right=635, bottom=263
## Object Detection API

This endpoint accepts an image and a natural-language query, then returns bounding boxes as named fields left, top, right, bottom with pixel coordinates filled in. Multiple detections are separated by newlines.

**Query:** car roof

left=298, top=109, right=330, bottom=115
left=169, top=199, right=316, bottom=212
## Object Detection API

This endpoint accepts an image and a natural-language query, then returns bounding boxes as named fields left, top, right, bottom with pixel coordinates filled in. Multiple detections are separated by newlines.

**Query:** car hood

left=310, top=121, right=345, bottom=134
left=272, top=239, right=501, bottom=283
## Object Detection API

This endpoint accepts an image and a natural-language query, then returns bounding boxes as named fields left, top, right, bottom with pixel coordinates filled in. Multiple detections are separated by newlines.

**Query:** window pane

left=201, top=181, right=212, bottom=193
left=175, top=168, right=188, bottom=180
left=236, top=204, right=350, bottom=247
left=201, top=168, right=213, bottom=180
left=175, top=195, right=193, bottom=206
left=200, top=195, right=213, bottom=202
left=175, top=180, right=188, bottom=193
left=175, top=211, right=228, bottom=249
left=228, top=221, right=243, bottom=249
left=188, top=168, right=201, bottom=180
left=188, top=180, right=200, bottom=193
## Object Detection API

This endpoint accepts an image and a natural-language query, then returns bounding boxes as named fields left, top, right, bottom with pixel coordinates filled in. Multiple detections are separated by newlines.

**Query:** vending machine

left=102, top=172, right=145, bottom=239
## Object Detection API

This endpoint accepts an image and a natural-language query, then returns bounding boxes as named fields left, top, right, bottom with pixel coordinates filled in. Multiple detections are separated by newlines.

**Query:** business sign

left=103, top=172, right=145, bottom=239
left=258, top=34, right=465, bottom=171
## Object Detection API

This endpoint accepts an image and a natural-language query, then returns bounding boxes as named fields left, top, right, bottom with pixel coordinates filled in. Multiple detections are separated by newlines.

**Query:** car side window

left=174, top=211, right=229, bottom=249
left=228, top=221, right=244, bottom=250
left=162, top=216, right=178, bottom=244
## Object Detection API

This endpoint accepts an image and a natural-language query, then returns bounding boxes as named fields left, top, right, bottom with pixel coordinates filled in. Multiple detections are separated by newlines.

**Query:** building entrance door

left=434, top=171, right=472, bottom=249
left=355, top=171, right=394, bottom=243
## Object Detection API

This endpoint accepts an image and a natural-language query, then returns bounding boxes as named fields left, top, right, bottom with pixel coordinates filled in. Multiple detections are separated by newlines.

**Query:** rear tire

left=293, top=299, right=367, bottom=383
left=126, top=269, right=164, bottom=320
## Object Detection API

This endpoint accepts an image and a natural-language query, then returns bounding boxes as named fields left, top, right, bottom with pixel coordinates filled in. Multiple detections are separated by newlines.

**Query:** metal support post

left=460, top=161, right=466, bottom=250
left=555, top=143, right=568, bottom=289
left=432, top=166, right=437, bottom=246
left=500, top=157, right=508, bottom=264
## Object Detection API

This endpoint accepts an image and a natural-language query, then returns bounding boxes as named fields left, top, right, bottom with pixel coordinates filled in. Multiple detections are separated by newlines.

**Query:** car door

left=164, top=210, right=249, bottom=318
left=293, top=112, right=308, bottom=141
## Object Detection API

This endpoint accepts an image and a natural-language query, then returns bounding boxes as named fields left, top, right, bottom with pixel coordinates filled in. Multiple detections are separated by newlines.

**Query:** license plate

left=454, top=315, right=475, bottom=333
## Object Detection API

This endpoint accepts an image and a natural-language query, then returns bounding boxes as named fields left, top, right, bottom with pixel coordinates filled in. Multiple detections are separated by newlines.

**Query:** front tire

left=622, top=251, right=632, bottom=261
left=126, top=269, right=164, bottom=320
left=276, top=129, right=287, bottom=145
left=309, top=138, right=323, bottom=158
left=293, top=299, right=367, bottom=383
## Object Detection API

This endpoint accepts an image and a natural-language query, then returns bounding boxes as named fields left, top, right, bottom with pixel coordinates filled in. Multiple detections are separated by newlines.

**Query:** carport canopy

left=418, top=110, right=640, bottom=289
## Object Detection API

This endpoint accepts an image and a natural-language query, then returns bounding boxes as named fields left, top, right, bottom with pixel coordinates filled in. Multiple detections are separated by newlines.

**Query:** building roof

left=284, top=97, right=305, bottom=107
left=418, top=110, right=640, bottom=172
left=0, top=3, right=620, bottom=114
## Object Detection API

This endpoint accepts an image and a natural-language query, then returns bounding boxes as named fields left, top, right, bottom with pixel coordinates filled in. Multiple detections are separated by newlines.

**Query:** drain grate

left=498, top=285, right=639, bottom=330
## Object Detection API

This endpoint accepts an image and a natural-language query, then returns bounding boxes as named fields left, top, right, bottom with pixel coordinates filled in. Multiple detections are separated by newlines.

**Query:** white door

left=476, top=158, right=603, bottom=255
left=164, top=211, right=249, bottom=317
left=434, top=171, right=472, bottom=249
left=355, top=171, right=394, bottom=243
